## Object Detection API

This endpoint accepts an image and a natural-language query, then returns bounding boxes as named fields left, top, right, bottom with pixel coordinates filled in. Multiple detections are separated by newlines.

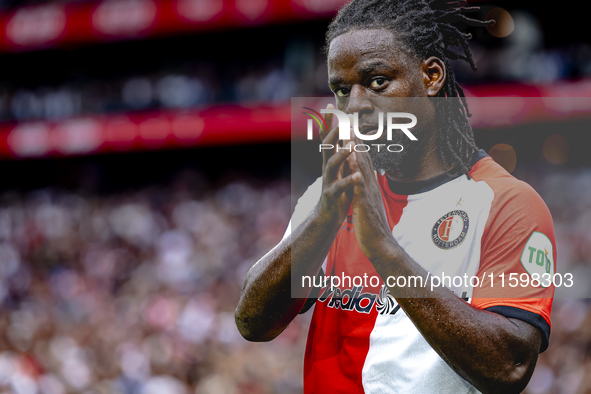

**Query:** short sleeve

left=282, top=177, right=327, bottom=314
left=291, top=176, right=323, bottom=234
left=470, top=161, right=556, bottom=352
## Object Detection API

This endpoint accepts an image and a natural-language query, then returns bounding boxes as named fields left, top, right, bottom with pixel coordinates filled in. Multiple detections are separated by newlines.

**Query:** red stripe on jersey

left=303, top=175, right=408, bottom=394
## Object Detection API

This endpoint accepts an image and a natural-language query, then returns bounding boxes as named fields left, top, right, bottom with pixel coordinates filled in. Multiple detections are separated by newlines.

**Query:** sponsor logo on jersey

left=318, top=284, right=400, bottom=315
left=432, top=210, right=469, bottom=249
left=520, top=231, right=555, bottom=286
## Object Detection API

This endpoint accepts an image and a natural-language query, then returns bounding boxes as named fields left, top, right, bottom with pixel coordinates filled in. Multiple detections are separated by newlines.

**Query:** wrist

left=369, top=237, right=403, bottom=272
left=312, top=201, right=348, bottom=232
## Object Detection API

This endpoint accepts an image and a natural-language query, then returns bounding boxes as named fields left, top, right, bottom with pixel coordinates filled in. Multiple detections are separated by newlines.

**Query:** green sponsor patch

left=520, top=231, right=555, bottom=287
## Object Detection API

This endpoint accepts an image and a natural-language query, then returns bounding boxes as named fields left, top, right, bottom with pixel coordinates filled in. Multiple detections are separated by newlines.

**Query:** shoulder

left=470, top=156, right=555, bottom=262
left=470, top=156, right=551, bottom=221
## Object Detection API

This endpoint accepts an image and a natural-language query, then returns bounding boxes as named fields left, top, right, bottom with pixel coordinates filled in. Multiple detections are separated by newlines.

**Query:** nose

left=346, top=84, right=374, bottom=115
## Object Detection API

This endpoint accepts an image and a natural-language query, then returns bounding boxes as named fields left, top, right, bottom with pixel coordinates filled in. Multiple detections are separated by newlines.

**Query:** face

left=327, top=28, right=446, bottom=172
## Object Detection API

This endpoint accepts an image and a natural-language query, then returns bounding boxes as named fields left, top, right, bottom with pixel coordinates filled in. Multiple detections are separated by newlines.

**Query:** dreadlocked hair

left=326, top=0, right=493, bottom=177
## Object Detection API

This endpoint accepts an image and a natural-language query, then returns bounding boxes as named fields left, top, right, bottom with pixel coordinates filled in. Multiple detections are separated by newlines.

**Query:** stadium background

left=0, top=0, right=589, bottom=393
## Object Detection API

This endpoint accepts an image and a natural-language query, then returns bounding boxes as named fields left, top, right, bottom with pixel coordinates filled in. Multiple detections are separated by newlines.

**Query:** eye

left=370, top=78, right=387, bottom=89
left=335, top=88, right=350, bottom=97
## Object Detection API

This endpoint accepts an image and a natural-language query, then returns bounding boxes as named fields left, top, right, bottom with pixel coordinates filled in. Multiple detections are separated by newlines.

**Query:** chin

left=369, top=149, right=406, bottom=174
left=367, top=137, right=422, bottom=173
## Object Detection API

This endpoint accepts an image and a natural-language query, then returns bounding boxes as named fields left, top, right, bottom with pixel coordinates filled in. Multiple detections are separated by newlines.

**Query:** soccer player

left=235, top=1, right=555, bottom=393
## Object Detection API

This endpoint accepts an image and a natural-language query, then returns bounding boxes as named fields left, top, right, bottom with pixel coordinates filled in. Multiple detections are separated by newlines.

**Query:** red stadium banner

left=0, top=103, right=292, bottom=159
left=0, top=0, right=350, bottom=52
left=0, top=80, right=590, bottom=160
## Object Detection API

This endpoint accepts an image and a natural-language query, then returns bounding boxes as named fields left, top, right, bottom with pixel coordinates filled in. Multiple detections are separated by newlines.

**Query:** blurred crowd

left=0, top=7, right=591, bottom=124
left=0, top=173, right=311, bottom=394
left=0, top=164, right=587, bottom=393
left=0, top=1, right=588, bottom=392
left=0, top=45, right=328, bottom=123
left=0, top=0, right=88, bottom=11
left=520, top=167, right=591, bottom=394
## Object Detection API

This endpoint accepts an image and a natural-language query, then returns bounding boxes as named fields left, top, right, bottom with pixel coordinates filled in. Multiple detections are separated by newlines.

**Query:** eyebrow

left=328, top=76, right=345, bottom=87
left=357, top=60, right=395, bottom=74
left=328, top=60, right=396, bottom=87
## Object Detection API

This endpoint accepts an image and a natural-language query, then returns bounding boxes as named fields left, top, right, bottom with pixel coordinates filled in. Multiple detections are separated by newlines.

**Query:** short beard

left=367, top=133, right=420, bottom=174
left=368, top=148, right=404, bottom=175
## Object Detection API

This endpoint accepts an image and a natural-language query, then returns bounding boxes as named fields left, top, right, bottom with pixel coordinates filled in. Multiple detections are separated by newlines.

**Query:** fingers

left=319, top=104, right=367, bottom=203
left=321, top=125, right=341, bottom=169
left=325, top=141, right=355, bottom=181
left=319, top=103, right=335, bottom=142
left=325, top=103, right=334, bottom=135
left=325, top=172, right=359, bottom=199
left=319, top=104, right=337, bottom=167
left=349, top=136, right=376, bottom=179
left=348, top=148, right=360, bottom=175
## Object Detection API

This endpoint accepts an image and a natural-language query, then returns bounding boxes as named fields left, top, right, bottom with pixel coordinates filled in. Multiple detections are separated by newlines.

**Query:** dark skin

left=235, top=28, right=541, bottom=394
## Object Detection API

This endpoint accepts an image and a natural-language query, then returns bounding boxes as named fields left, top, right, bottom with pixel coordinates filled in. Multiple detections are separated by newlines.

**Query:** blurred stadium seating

left=0, top=0, right=589, bottom=393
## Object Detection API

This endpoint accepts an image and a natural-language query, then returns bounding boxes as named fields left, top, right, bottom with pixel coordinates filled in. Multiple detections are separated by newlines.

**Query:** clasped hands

left=318, top=105, right=397, bottom=264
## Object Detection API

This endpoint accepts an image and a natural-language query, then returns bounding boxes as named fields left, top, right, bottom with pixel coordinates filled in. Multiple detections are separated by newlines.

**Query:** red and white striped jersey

left=284, top=150, right=555, bottom=394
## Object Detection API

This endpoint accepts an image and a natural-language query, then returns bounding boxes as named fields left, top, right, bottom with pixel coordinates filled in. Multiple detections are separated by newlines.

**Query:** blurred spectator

left=0, top=163, right=587, bottom=392
left=1, top=7, right=591, bottom=123
left=0, top=173, right=312, bottom=393
left=0, top=2, right=588, bottom=393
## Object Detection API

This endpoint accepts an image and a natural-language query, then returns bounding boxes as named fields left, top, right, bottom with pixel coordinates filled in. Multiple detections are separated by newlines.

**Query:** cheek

left=408, top=73, right=428, bottom=96
left=384, top=75, right=425, bottom=97
left=336, top=98, right=348, bottom=112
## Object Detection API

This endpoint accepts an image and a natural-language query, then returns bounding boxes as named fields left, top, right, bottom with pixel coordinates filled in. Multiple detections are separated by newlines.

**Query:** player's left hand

left=348, top=137, right=397, bottom=263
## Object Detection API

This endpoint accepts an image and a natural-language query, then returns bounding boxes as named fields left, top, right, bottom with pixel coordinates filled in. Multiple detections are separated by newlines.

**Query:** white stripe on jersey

left=362, top=175, right=493, bottom=394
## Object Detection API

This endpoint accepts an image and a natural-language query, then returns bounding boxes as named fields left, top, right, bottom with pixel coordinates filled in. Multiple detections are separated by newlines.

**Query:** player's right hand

left=317, top=103, right=358, bottom=225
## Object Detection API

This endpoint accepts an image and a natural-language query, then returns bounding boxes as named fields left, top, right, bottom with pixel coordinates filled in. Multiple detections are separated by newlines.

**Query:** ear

left=422, top=56, right=446, bottom=97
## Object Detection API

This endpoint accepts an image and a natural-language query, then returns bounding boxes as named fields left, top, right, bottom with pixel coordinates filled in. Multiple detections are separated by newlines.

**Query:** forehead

left=327, top=28, right=417, bottom=74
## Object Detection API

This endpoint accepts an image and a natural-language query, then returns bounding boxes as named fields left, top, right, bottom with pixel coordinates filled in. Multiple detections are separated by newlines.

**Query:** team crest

left=432, top=210, right=469, bottom=249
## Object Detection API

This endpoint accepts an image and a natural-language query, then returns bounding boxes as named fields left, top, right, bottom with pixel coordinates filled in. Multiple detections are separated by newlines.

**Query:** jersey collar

left=384, top=149, right=489, bottom=196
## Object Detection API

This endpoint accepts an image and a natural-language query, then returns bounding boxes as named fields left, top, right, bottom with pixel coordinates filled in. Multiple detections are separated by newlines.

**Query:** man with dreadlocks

left=236, top=0, right=555, bottom=393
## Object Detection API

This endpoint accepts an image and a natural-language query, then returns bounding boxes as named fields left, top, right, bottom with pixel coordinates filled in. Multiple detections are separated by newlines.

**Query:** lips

left=358, top=126, right=378, bottom=135
left=347, top=113, right=380, bottom=136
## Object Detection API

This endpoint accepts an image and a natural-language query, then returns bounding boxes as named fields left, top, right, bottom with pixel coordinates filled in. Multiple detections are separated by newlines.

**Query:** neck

left=384, top=135, right=448, bottom=183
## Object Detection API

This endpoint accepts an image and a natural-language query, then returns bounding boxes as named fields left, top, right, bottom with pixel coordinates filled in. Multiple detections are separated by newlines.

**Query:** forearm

left=372, top=243, right=539, bottom=393
left=235, top=208, right=341, bottom=342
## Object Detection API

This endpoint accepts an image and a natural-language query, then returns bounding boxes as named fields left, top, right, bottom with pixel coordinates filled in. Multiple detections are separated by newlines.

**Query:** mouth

left=358, top=126, right=379, bottom=136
